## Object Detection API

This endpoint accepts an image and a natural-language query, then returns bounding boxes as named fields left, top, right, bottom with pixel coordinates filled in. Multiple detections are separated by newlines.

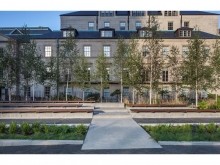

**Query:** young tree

left=210, top=37, right=220, bottom=105
left=113, top=36, right=129, bottom=103
left=143, top=15, right=164, bottom=104
left=167, top=45, right=183, bottom=103
left=72, top=55, right=91, bottom=101
left=182, top=28, right=212, bottom=107
left=0, top=39, right=17, bottom=101
left=126, top=35, right=143, bottom=104
left=18, top=26, right=45, bottom=101
left=59, top=30, right=79, bottom=101
left=93, top=51, right=110, bottom=103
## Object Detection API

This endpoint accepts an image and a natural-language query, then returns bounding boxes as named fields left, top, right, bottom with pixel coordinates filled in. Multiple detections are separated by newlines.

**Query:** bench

left=0, top=103, right=83, bottom=108
left=0, top=100, right=95, bottom=103
left=126, top=104, right=188, bottom=107
left=0, top=109, right=93, bottom=113
left=130, top=109, right=220, bottom=113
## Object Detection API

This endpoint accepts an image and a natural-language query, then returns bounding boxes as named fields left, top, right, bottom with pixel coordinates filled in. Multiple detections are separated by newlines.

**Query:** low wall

left=83, top=103, right=124, bottom=108
left=131, top=113, right=220, bottom=118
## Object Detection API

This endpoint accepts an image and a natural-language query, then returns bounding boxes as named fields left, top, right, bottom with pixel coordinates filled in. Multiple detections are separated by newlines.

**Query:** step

left=93, top=112, right=131, bottom=118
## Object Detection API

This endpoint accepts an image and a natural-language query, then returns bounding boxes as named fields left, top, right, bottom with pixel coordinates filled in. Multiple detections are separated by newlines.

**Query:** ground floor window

left=24, top=87, right=31, bottom=97
left=123, top=87, right=129, bottom=97
left=44, top=86, right=50, bottom=98
left=103, top=87, right=110, bottom=98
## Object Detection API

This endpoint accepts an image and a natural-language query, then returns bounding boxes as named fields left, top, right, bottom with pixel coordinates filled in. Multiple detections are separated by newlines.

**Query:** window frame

left=101, top=31, right=113, bottom=37
left=162, top=46, right=169, bottom=56
left=120, top=22, right=126, bottom=30
left=45, top=46, right=52, bottom=57
left=103, top=46, right=110, bottom=57
left=100, top=11, right=114, bottom=17
left=162, top=68, right=169, bottom=82
left=104, top=22, right=110, bottom=28
left=182, top=46, right=189, bottom=57
left=142, top=46, right=149, bottom=57
left=135, top=21, right=141, bottom=30
left=44, top=86, right=50, bottom=98
left=168, top=22, right=173, bottom=30
left=88, top=22, right=94, bottom=30
left=184, top=21, right=189, bottom=27
left=132, top=11, right=145, bottom=16
left=84, top=46, right=91, bottom=57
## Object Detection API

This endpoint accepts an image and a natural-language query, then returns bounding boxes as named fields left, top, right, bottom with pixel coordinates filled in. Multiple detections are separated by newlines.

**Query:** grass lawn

left=143, top=123, right=220, bottom=141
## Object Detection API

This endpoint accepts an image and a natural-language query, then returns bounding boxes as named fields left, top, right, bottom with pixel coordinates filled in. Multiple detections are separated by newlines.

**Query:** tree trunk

left=8, top=88, right=11, bottom=102
left=195, top=80, right=198, bottom=107
left=175, top=84, right=178, bottom=103
left=82, top=89, right=85, bottom=101
left=120, top=74, right=123, bottom=103
left=132, top=88, right=135, bottom=104
left=66, top=69, right=69, bottom=101
left=100, top=78, right=102, bottom=103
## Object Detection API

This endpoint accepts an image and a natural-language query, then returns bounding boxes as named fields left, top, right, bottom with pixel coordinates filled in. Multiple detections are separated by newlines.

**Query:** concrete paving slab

left=81, top=118, right=162, bottom=150
left=0, top=140, right=83, bottom=146
left=159, top=141, right=220, bottom=146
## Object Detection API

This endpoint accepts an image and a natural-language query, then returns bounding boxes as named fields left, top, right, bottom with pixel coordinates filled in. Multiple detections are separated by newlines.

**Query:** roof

left=115, top=11, right=130, bottom=16
left=28, top=30, right=218, bottom=40
left=180, top=11, right=219, bottom=15
left=147, top=11, right=163, bottom=15
left=60, top=11, right=99, bottom=16
left=0, top=27, right=52, bottom=35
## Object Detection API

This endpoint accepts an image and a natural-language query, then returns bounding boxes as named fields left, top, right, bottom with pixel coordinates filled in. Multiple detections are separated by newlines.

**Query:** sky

left=1, top=0, right=220, bottom=31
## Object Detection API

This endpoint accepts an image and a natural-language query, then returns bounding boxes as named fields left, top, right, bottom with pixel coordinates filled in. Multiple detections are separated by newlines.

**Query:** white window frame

left=162, top=68, right=168, bottom=82
left=63, top=31, right=75, bottom=37
left=162, top=46, right=169, bottom=56
left=142, top=46, right=149, bottom=57
left=45, top=46, right=52, bottom=57
left=204, top=46, right=210, bottom=56
left=103, top=46, right=110, bottom=57
left=104, top=22, right=110, bottom=28
left=135, top=22, right=141, bottom=30
left=182, top=46, right=189, bottom=57
left=168, top=22, right=173, bottom=30
left=101, top=31, right=113, bottom=37
left=120, top=22, right=125, bottom=30
left=88, top=22, right=94, bottom=30
left=84, top=46, right=91, bottom=57
left=184, top=21, right=189, bottom=27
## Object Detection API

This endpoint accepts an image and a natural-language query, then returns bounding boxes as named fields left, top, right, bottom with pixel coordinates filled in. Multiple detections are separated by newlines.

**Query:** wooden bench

left=0, top=109, right=93, bottom=113
left=0, top=103, right=83, bottom=108
left=126, top=104, right=188, bottom=107
left=130, top=109, right=220, bottom=113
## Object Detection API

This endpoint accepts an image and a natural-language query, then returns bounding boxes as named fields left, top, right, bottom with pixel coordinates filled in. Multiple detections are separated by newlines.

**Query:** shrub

left=74, top=124, right=87, bottom=135
left=208, top=104, right=217, bottom=110
left=41, top=124, right=49, bottom=134
left=196, top=124, right=206, bottom=134
left=0, top=122, right=6, bottom=133
left=207, top=94, right=215, bottom=99
left=49, top=124, right=61, bottom=134
left=85, top=93, right=100, bottom=101
left=198, top=101, right=208, bottom=109
left=170, top=125, right=180, bottom=134
left=217, top=98, right=220, bottom=110
left=217, top=126, right=220, bottom=133
left=206, top=122, right=216, bottom=134
left=59, top=125, right=71, bottom=134
left=180, top=124, right=192, bottom=133
left=8, top=122, right=18, bottom=134
left=20, top=122, right=31, bottom=135
left=32, top=122, right=41, bottom=133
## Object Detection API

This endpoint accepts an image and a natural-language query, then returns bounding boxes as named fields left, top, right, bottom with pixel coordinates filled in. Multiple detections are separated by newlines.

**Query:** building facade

left=0, top=11, right=219, bottom=102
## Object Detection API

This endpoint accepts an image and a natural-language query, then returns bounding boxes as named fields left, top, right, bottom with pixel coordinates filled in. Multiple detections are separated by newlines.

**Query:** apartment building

left=0, top=11, right=219, bottom=101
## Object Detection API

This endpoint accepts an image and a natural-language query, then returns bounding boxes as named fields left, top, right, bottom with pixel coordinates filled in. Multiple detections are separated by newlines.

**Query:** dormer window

left=63, top=31, right=75, bottom=37
left=101, top=31, right=112, bottom=37
left=100, top=11, right=114, bottom=17
left=99, top=28, right=115, bottom=37
left=179, top=30, right=191, bottom=37
left=138, top=28, right=152, bottom=38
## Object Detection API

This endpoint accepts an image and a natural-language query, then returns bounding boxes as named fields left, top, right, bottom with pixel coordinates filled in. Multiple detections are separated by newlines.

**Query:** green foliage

left=49, top=124, right=61, bottom=134
left=179, top=124, right=192, bottom=133
left=0, top=122, right=6, bottom=133
left=32, top=122, right=41, bottom=133
left=208, top=94, right=216, bottom=99
left=196, top=124, right=206, bottom=134
left=8, top=122, right=18, bottom=134
left=20, top=122, right=31, bottom=135
left=198, top=101, right=208, bottom=109
left=41, top=124, right=49, bottom=134
left=74, top=124, right=87, bottom=135
left=217, top=98, right=220, bottom=109
left=206, top=122, right=216, bottom=134
left=86, top=92, right=100, bottom=101
left=110, top=89, right=121, bottom=97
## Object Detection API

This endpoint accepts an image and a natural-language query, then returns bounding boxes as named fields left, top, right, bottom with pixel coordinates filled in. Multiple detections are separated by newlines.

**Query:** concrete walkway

left=82, top=107, right=161, bottom=150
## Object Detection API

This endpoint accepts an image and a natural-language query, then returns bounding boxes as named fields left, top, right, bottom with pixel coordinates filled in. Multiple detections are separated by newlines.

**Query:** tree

left=210, top=37, right=220, bottom=105
left=143, top=15, right=164, bottom=104
left=167, top=45, right=183, bottom=103
left=182, top=28, right=212, bottom=107
left=126, top=35, right=143, bottom=104
left=59, top=29, right=79, bottom=101
left=93, top=51, right=110, bottom=103
left=0, top=39, right=17, bottom=101
left=72, top=55, right=91, bottom=101
left=18, top=26, right=45, bottom=101
left=113, top=36, right=129, bottom=102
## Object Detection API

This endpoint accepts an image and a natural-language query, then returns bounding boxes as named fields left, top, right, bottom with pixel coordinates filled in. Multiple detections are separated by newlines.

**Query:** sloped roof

left=0, top=27, right=52, bottom=35
left=60, top=11, right=99, bottom=16
left=180, top=11, right=219, bottom=15
left=115, top=11, right=130, bottom=16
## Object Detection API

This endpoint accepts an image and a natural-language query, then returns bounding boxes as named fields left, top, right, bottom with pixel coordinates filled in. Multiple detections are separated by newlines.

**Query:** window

left=123, top=87, right=129, bottom=96
left=182, top=46, right=189, bottom=57
left=141, top=69, right=149, bottom=82
left=184, top=22, right=189, bottom=27
left=120, top=22, right=125, bottom=30
left=140, top=30, right=146, bottom=37
left=179, top=30, right=191, bottom=37
left=103, top=87, right=110, bottom=98
left=204, top=46, right=210, bottom=56
left=201, top=90, right=208, bottom=98
left=45, top=46, right=52, bottom=57
left=132, top=11, right=145, bottom=16
left=162, top=46, right=169, bottom=56
left=100, top=11, right=114, bottom=17
left=142, top=46, right=149, bottom=57
left=182, top=88, right=189, bottom=97
left=136, top=22, right=141, bottom=30
left=63, top=31, right=74, bottom=37
left=0, top=48, right=3, bottom=58
left=88, top=22, right=94, bottom=30
left=139, top=30, right=152, bottom=37
left=164, top=11, right=178, bottom=16
left=104, top=22, right=110, bottom=28
left=103, top=46, right=110, bottom=57
left=24, top=87, right=30, bottom=97
left=84, top=46, right=91, bottom=57
left=101, top=31, right=113, bottom=37
left=168, top=22, right=173, bottom=30
left=44, top=86, right=50, bottom=98
left=162, top=68, right=168, bottom=82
